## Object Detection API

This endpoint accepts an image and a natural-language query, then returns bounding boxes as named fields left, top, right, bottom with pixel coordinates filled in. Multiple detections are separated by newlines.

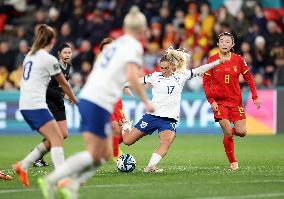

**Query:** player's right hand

left=211, top=101, right=218, bottom=112
left=145, top=101, right=155, bottom=113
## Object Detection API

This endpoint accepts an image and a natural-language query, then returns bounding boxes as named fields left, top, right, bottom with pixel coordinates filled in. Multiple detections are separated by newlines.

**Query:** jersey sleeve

left=239, top=56, right=250, bottom=75
left=239, top=56, right=258, bottom=100
left=202, top=57, right=215, bottom=104
left=47, top=56, right=61, bottom=76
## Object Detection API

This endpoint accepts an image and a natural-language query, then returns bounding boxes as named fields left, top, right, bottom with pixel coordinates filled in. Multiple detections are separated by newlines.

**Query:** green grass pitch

left=0, top=134, right=284, bottom=199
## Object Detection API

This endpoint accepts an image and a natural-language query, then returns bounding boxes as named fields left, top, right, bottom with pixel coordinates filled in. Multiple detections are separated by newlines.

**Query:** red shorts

left=111, top=98, right=125, bottom=122
left=214, top=104, right=246, bottom=122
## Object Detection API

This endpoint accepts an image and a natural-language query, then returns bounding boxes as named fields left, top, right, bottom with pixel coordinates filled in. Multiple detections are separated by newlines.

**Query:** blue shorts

left=134, top=114, right=178, bottom=135
left=20, top=109, right=54, bottom=131
left=78, top=99, right=111, bottom=138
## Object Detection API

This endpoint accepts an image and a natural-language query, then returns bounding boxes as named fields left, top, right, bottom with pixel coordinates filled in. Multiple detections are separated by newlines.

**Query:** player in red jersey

left=203, top=32, right=261, bottom=170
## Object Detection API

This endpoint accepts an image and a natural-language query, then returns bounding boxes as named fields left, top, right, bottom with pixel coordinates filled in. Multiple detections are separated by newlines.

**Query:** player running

left=203, top=32, right=261, bottom=170
left=34, top=43, right=74, bottom=167
left=38, top=6, right=154, bottom=199
left=122, top=47, right=229, bottom=172
left=99, top=38, right=132, bottom=161
left=13, top=24, right=77, bottom=187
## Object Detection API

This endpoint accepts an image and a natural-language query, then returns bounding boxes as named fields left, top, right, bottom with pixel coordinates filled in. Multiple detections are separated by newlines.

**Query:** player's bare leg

left=57, top=135, right=112, bottom=199
left=13, top=120, right=64, bottom=187
left=219, top=119, right=238, bottom=170
left=233, top=119, right=247, bottom=137
left=34, top=120, right=68, bottom=167
left=144, top=130, right=175, bottom=172
left=41, top=132, right=111, bottom=199
left=122, top=128, right=145, bottom=146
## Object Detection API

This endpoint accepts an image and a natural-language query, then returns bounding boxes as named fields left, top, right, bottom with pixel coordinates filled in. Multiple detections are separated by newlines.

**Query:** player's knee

left=223, top=129, right=233, bottom=137
left=160, top=137, right=174, bottom=146
left=123, top=138, right=134, bottom=146
left=62, top=131, right=68, bottom=139
left=237, top=129, right=247, bottom=137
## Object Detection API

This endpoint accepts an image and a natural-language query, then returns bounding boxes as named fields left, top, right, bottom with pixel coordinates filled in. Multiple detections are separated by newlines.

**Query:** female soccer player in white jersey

left=122, top=47, right=229, bottom=172
left=38, top=6, right=154, bottom=199
left=13, top=24, right=77, bottom=187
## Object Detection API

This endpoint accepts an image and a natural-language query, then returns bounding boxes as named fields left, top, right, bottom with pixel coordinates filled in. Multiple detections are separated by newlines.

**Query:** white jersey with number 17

left=19, top=49, right=61, bottom=110
left=79, top=34, right=143, bottom=113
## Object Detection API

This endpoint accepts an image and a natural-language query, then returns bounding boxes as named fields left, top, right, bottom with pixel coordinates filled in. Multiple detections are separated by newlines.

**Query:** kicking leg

left=144, top=130, right=175, bottom=172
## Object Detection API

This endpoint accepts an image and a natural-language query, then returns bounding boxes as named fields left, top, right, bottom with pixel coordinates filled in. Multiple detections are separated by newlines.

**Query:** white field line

left=0, top=179, right=284, bottom=194
left=196, top=192, right=284, bottom=199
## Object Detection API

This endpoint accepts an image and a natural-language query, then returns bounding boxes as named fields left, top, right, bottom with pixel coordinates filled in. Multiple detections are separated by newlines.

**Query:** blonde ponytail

left=165, top=46, right=191, bottom=72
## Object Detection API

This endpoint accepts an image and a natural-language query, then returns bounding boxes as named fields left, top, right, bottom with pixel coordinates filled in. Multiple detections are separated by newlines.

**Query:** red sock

left=112, top=135, right=120, bottom=157
left=223, top=135, right=237, bottom=163
left=118, top=134, right=123, bottom=144
left=232, top=127, right=242, bottom=137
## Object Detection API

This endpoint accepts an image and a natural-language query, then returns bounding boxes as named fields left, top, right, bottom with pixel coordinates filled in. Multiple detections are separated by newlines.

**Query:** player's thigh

left=159, top=130, right=176, bottom=145
left=57, top=120, right=68, bottom=139
left=233, top=119, right=247, bottom=135
left=39, top=120, right=63, bottom=145
left=82, top=132, right=110, bottom=162
left=123, top=128, right=146, bottom=146
left=218, top=119, right=232, bottom=136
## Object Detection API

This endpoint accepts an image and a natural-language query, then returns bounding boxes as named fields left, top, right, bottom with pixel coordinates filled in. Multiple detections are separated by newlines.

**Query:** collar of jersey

left=218, top=52, right=231, bottom=59
left=159, top=73, right=175, bottom=78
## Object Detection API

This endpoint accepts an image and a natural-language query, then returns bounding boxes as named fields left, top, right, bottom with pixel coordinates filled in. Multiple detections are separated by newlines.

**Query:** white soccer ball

left=116, top=154, right=136, bottom=172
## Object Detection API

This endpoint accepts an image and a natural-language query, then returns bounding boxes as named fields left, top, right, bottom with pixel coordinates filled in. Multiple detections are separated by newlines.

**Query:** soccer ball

left=116, top=154, right=136, bottom=172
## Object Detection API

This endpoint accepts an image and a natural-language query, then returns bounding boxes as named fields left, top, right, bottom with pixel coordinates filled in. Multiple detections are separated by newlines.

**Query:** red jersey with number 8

left=203, top=52, right=257, bottom=107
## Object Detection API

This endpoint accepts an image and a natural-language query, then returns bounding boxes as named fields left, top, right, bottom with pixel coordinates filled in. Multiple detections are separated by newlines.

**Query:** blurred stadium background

left=0, top=0, right=283, bottom=135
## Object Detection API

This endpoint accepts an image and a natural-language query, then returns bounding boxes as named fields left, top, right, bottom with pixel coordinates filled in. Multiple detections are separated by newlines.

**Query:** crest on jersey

left=233, top=66, right=237, bottom=72
left=53, top=63, right=60, bottom=70
left=140, top=121, right=148, bottom=129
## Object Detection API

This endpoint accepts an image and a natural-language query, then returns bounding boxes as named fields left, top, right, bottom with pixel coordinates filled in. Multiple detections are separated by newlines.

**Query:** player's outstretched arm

left=126, top=63, right=154, bottom=113
left=54, top=73, right=77, bottom=104
left=243, top=71, right=261, bottom=109
left=191, top=57, right=229, bottom=77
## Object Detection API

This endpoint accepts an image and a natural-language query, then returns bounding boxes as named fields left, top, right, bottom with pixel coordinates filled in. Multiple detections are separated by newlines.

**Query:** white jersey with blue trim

left=79, top=34, right=143, bottom=112
left=144, top=70, right=193, bottom=121
left=19, top=49, right=61, bottom=110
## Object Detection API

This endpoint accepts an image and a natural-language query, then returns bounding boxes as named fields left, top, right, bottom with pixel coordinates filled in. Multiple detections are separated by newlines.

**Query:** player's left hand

left=253, top=98, right=261, bottom=109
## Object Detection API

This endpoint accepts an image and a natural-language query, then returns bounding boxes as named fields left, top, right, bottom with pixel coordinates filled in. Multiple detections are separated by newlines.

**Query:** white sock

left=47, top=151, right=93, bottom=183
left=147, top=153, right=162, bottom=167
left=73, top=158, right=106, bottom=186
left=50, top=147, right=64, bottom=168
left=21, top=142, right=48, bottom=170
